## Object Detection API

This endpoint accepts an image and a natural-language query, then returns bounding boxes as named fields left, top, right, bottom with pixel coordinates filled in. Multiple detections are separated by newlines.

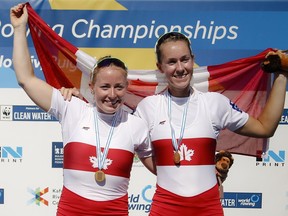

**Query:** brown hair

left=155, top=32, right=193, bottom=63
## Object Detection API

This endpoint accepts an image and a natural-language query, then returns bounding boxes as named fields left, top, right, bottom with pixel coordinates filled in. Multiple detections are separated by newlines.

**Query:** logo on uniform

left=90, top=154, right=113, bottom=169
left=176, top=143, right=195, bottom=162
left=229, top=101, right=242, bottom=113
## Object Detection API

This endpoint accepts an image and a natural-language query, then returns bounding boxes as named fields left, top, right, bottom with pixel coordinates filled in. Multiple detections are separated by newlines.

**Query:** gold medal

left=95, top=170, right=105, bottom=182
left=168, top=91, right=190, bottom=166
left=173, top=151, right=180, bottom=164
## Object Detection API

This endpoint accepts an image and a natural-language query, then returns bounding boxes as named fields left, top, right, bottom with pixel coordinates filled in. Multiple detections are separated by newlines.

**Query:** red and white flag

left=26, top=3, right=272, bottom=156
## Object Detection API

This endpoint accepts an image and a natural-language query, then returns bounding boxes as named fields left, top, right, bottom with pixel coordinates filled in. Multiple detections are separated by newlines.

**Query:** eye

left=115, top=84, right=126, bottom=90
left=100, top=84, right=110, bottom=90
left=168, top=59, right=177, bottom=65
left=181, top=56, right=191, bottom=63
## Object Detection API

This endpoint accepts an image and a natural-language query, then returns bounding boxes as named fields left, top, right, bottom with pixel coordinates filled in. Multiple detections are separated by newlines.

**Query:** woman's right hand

left=10, top=3, right=28, bottom=29
left=59, top=87, right=84, bottom=101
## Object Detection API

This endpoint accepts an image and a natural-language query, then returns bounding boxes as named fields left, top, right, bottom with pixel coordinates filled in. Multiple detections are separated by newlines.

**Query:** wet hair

left=155, top=32, right=193, bottom=63
left=90, top=56, right=128, bottom=84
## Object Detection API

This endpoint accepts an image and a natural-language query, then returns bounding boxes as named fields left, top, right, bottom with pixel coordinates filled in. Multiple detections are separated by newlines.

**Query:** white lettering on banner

left=51, top=24, right=64, bottom=37
left=238, top=199, right=256, bottom=207
left=221, top=198, right=236, bottom=207
left=0, top=55, right=12, bottom=68
left=0, top=22, right=31, bottom=38
left=0, top=21, right=14, bottom=37
left=25, top=106, right=39, bottom=110
left=13, top=112, right=53, bottom=120
left=30, top=55, right=41, bottom=69
left=0, top=55, right=41, bottom=69
left=14, top=112, right=31, bottom=120
left=1, top=18, right=238, bottom=45
left=31, top=112, right=53, bottom=120
left=71, top=19, right=238, bottom=44
left=280, top=115, right=288, bottom=123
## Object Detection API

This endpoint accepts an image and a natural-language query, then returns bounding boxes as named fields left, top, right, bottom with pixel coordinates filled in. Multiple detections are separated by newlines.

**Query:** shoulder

left=194, top=90, right=241, bottom=117
left=51, top=88, right=91, bottom=113
left=192, top=89, right=227, bottom=102
left=196, top=90, right=230, bottom=105
left=198, top=90, right=226, bottom=99
left=136, top=93, right=165, bottom=117
left=138, top=93, right=166, bottom=108
left=123, top=108, right=147, bottom=124
left=138, top=94, right=162, bottom=105
left=123, top=110, right=149, bottom=133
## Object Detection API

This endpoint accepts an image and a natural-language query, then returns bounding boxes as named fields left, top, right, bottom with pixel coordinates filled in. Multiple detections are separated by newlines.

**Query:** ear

left=156, top=62, right=164, bottom=73
left=89, top=83, right=94, bottom=92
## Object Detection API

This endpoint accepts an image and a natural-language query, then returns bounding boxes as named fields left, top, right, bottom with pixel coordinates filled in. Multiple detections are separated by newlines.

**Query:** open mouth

left=173, top=73, right=188, bottom=78
left=111, top=101, right=119, bottom=106
left=108, top=99, right=121, bottom=106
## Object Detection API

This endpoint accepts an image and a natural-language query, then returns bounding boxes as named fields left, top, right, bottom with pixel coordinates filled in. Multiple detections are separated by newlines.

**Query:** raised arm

left=11, top=4, right=52, bottom=112
left=236, top=69, right=288, bottom=138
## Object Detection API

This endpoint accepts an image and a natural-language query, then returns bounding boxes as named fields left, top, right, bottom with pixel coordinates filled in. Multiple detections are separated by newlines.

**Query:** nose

left=108, top=88, right=116, bottom=98
left=176, top=61, right=184, bottom=71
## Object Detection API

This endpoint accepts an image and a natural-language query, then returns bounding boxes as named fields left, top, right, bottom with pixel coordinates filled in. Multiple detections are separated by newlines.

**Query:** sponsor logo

left=0, top=105, right=57, bottom=122
left=0, top=189, right=4, bottom=204
left=256, top=150, right=285, bottom=167
left=279, top=109, right=288, bottom=124
left=27, top=187, right=49, bottom=206
left=222, top=192, right=262, bottom=208
left=27, top=187, right=62, bottom=207
left=0, top=105, right=12, bottom=121
left=0, top=146, right=23, bottom=163
left=229, top=101, right=242, bottom=113
left=133, top=153, right=143, bottom=167
left=129, top=185, right=155, bottom=213
left=52, top=142, right=63, bottom=168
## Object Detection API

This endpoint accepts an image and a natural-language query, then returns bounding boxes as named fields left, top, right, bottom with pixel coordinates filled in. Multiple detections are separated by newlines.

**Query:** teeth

left=174, top=74, right=187, bottom=78
left=105, top=100, right=118, bottom=105
left=111, top=100, right=120, bottom=105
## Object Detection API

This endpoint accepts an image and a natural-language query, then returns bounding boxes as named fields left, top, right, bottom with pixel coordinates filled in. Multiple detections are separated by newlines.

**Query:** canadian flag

left=26, top=3, right=272, bottom=156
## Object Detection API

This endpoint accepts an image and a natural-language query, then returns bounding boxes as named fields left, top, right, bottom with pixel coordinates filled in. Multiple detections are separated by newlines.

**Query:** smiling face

left=157, top=40, right=194, bottom=97
left=90, top=65, right=128, bottom=114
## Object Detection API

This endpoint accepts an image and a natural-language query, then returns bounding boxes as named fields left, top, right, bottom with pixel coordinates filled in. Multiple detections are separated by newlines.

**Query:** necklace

left=93, top=107, right=119, bottom=182
left=167, top=90, right=190, bottom=164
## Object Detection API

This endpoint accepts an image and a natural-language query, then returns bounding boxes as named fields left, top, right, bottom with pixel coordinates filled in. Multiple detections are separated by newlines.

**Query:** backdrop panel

left=0, top=1, right=287, bottom=215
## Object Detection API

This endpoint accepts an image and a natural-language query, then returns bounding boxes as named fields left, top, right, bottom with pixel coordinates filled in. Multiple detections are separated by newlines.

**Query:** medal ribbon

left=93, top=107, right=119, bottom=170
left=168, top=91, right=190, bottom=152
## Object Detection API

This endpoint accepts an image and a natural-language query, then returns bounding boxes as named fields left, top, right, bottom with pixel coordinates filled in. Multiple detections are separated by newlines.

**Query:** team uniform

left=48, top=88, right=152, bottom=216
left=135, top=88, right=249, bottom=216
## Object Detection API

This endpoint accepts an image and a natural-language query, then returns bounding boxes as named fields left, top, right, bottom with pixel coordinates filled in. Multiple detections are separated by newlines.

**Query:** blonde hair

left=90, top=56, right=128, bottom=84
